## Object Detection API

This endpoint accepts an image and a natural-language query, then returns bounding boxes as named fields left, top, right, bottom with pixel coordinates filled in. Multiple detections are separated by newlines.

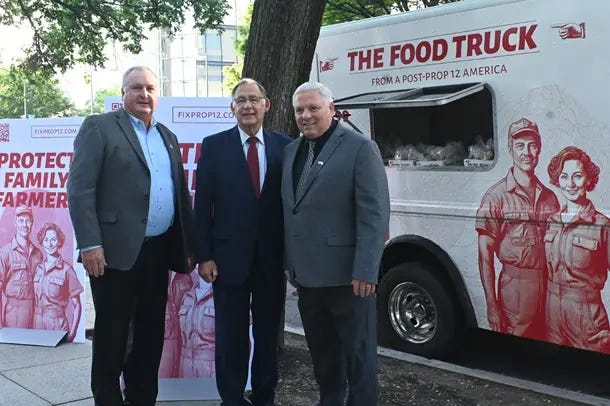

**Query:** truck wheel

left=378, top=262, right=462, bottom=359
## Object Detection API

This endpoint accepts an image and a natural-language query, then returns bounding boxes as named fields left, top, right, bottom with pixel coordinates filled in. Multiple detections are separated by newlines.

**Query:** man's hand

left=588, top=329, right=610, bottom=351
left=198, top=260, right=218, bottom=283
left=486, top=304, right=506, bottom=332
left=285, top=270, right=297, bottom=288
left=352, top=278, right=376, bottom=297
left=82, top=247, right=107, bottom=277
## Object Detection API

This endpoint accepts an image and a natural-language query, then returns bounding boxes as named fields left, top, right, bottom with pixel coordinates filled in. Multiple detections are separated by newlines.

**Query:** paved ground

left=0, top=329, right=596, bottom=406
left=276, top=332, right=588, bottom=406
left=0, top=284, right=602, bottom=405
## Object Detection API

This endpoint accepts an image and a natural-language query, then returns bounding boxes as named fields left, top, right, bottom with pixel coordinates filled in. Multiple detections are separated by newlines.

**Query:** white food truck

left=313, top=0, right=610, bottom=358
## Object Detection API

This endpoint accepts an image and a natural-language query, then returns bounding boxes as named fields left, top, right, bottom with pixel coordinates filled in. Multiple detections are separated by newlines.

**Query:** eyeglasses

left=233, top=96, right=265, bottom=107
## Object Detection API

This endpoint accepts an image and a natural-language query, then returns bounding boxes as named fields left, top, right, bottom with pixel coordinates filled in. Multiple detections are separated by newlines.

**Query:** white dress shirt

left=238, top=126, right=267, bottom=193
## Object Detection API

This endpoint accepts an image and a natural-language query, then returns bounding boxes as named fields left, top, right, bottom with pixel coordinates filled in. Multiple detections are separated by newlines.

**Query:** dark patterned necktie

left=246, top=137, right=260, bottom=198
left=296, top=139, right=316, bottom=199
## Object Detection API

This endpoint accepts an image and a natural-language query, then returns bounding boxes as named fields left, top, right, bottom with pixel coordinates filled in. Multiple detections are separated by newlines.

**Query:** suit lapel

left=294, top=124, right=345, bottom=207
left=284, top=137, right=302, bottom=207
left=157, top=123, right=181, bottom=186
left=117, top=109, right=148, bottom=170
left=261, top=129, right=277, bottom=196
left=229, top=126, right=258, bottom=196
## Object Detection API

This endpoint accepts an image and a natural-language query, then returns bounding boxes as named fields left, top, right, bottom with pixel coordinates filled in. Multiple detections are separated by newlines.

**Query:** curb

left=284, top=324, right=610, bottom=406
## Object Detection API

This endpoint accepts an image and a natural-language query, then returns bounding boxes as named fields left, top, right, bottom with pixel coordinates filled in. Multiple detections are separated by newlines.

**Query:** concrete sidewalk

left=0, top=339, right=221, bottom=405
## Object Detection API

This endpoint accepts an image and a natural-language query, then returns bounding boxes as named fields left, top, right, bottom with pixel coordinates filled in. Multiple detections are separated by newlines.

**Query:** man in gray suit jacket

left=67, top=66, right=194, bottom=406
left=282, top=82, right=390, bottom=406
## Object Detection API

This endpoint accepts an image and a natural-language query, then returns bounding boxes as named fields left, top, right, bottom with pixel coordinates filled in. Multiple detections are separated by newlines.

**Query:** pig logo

left=333, top=109, right=352, bottom=121
left=552, top=22, right=585, bottom=39
left=320, top=58, right=338, bottom=72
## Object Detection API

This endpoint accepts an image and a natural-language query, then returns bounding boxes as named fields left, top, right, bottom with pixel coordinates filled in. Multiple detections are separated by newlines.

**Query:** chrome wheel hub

left=388, top=282, right=437, bottom=344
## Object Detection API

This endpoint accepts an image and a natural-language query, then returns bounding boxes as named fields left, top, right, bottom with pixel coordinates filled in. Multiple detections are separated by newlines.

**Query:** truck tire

left=377, top=262, right=463, bottom=359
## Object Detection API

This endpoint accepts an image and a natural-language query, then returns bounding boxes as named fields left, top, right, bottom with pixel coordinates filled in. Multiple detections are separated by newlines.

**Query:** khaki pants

left=498, top=264, right=545, bottom=339
left=546, top=280, right=610, bottom=353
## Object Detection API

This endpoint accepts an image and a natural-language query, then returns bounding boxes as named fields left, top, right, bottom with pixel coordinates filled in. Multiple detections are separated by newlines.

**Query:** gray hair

left=231, top=78, right=268, bottom=99
left=292, top=81, right=333, bottom=106
left=122, top=66, right=157, bottom=90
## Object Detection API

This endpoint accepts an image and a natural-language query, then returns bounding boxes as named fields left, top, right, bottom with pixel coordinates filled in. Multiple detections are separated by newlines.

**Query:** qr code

left=0, top=123, right=9, bottom=142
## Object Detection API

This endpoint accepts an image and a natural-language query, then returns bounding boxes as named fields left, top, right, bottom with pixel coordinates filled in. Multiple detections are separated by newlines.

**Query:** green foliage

left=234, top=2, right=253, bottom=58
left=73, top=87, right=122, bottom=116
left=222, top=2, right=253, bottom=93
left=323, top=0, right=460, bottom=25
left=223, top=61, right=244, bottom=94
left=225, top=1, right=461, bottom=91
left=0, top=67, right=75, bottom=118
left=2, top=0, right=231, bottom=72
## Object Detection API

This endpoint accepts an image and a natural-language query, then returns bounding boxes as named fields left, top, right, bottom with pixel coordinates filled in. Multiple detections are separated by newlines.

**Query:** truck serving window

left=334, top=83, right=494, bottom=170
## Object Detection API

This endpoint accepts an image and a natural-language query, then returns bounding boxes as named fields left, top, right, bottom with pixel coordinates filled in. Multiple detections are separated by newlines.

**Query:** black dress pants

left=298, top=286, right=378, bottom=406
left=89, top=234, right=170, bottom=406
left=213, top=245, right=286, bottom=406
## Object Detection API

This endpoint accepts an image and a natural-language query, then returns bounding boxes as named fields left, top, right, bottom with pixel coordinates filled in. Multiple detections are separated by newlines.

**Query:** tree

left=0, top=67, right=75, bottom=118
left=86, top=87, right=122, bottom=115
left=223, top=3, right=253, bottom=92
left=243, top=0, right=327, bottom=136
left=242, top=0, right=460, bottom=136
left=324, top=0, right=461, bottom=25
left=2, top=0, right=230, bottom=72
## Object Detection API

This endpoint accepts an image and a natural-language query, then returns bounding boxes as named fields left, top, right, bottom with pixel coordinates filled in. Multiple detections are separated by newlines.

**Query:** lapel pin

left=317, top=161, right=324, bottom=165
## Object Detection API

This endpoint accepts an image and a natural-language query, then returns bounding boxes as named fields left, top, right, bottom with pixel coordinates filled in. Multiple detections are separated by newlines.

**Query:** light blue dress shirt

left=238, top=126, right=266, bottom=192
left=128, top=114, right=175, bottom=237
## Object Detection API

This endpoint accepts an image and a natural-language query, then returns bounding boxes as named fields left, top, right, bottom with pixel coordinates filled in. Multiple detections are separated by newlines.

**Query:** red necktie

left=246, top=137, right=260, bottom=198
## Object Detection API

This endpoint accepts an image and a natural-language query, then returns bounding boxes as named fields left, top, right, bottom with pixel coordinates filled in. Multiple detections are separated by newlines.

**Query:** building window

left=221, top=30, right=237, bottom=63
left=204, top=33, right=222, bottom=61
left=197, top=61, right=232, bottom=97
left=196, top=27, right=238, bottom=97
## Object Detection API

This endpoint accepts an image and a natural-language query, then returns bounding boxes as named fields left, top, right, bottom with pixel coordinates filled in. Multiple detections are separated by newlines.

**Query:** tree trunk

left=242, top=0, right=327, bottom=137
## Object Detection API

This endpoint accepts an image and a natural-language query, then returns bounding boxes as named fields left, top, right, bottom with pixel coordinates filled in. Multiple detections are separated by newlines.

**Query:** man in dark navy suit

left=194, top=78, right=292, bottom=406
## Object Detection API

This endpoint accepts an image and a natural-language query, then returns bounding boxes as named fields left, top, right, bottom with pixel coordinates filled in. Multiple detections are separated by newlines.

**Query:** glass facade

left=196, top=27, right=238, bottom=97
left=160, top=26, right=238, bottom=97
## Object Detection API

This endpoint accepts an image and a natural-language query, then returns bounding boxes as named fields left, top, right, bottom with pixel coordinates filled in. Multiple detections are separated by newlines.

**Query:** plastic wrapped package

left=388, top=144, right=423, bottom=167
left=417, top=141, right=467, bottom=166
left=464, top=135, right=494, bottom=167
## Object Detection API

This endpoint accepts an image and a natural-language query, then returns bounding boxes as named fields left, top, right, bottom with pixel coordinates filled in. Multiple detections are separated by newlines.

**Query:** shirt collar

left=238, top=126, right=264, bottom=146
left=10, top=236, right=31, bottom=254
left=127, top=111, right=157, bottom=131
left=301, top=119, right=337, bottom=144
left=44, top=256, right=65, bottom=273
left=505, top=167, right=543, bottom=194
left=558, top=199, right=596, bottom=224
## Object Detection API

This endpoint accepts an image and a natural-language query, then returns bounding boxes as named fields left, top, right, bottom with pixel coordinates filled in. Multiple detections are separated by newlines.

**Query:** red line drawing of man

left=545, top=146, right=610, bottom=352
left=33, top=222, right=84, bottom=342
left=0, top=205, right=43, bottom=328
left=476, top=118, right=559, bottom=339
left=159, top=271, right=196, bottom=378
left=178, top=275, right=216, bottom=378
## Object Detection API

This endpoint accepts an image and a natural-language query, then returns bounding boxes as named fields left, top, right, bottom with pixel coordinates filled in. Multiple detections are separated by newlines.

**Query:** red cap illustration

left=14, top=205, right=33, bottom=218
left=508, top=117, right=541, bottom=146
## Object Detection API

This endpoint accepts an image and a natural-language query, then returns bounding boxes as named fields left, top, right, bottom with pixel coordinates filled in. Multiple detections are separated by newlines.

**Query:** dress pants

left=298, top=286, right=378, bottom=406
left=213, top=245, right=286, bottom=406
left=89, top=234, right=170, bottom=406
